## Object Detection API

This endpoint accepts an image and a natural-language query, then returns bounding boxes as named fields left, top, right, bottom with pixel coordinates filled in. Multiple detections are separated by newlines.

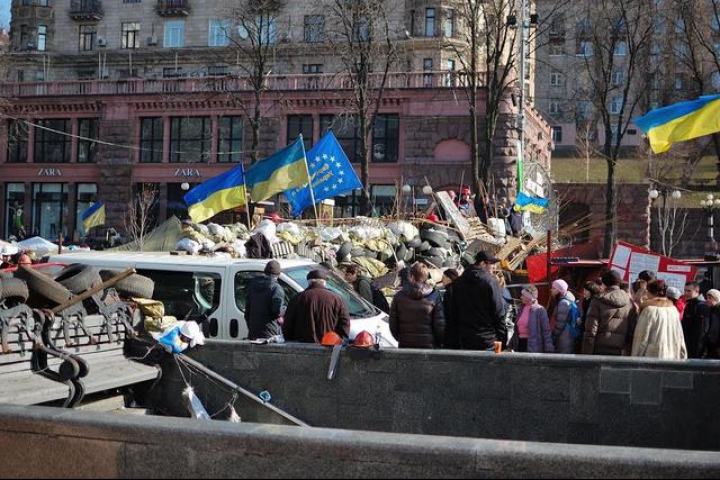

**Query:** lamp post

left=700, top=194, right=720, bottom=240
left=649, top=187, right=682, bottom=255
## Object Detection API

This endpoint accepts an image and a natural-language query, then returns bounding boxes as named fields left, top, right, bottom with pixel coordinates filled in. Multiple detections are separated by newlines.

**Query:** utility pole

left=516, top=0, right=531, bottom=194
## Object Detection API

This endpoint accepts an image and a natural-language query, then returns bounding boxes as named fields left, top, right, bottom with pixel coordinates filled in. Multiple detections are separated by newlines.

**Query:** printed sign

left=37, top=168, right=62, bottom=177
left=610, top=241, right=697, bottom=290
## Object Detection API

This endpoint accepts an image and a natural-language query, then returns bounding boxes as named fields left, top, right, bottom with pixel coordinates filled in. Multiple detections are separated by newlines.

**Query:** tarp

left=110, top=217, right=183, bottom=252
left=17, top=237, right=59, bottom=256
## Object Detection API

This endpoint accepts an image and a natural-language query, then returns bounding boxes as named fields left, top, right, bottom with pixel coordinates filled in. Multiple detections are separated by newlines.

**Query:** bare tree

left=124, top=184, right=158, bottom=252
left=575, top=119, right=600, bottom=183
left=223, top=0, right=284, bottom=164
left=326, top=0, right=401, bottom=214
left=573, top=0, right=657, bottom=256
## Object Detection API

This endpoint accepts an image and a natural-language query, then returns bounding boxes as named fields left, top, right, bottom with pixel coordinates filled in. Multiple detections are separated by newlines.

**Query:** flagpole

left=243, top=184, right=253, bottom=233
left=299, top=135, right=321, bottom=228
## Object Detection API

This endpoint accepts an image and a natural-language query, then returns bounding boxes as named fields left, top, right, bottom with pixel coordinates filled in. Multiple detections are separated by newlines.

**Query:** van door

left=135, top=264, right=227, bottom=340
left=228, top=265, right=299, bottom=341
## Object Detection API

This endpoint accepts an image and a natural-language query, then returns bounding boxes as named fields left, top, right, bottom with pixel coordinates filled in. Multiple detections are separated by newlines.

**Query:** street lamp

left=649, top=189, right=660, bottom=200
left=181, top=182, right=191, bottom=191
left=700, top=195, right=720, bottom=240
left=422, top=185, right=433, bottom=196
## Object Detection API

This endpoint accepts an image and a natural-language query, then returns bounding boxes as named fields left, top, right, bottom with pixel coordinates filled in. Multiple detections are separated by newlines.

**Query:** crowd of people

left=237, top=252, right=719, bottom=361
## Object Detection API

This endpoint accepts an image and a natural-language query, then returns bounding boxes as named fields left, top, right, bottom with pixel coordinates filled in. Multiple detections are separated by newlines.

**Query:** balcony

left=0, top=72, right=474, bottom=98
left=156, top=0, right=190, bottom=17
left=69, top=0, right=103, bottom=21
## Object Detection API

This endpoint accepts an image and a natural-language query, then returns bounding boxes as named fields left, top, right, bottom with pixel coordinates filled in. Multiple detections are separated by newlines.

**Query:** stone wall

left=1, top=405, right=718, bottom=479
left=556, top=183, right=652, bottom=251
left=145, top=341, right=720, bottom=452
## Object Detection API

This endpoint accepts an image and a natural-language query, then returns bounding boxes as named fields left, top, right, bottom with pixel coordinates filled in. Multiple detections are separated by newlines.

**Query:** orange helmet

left=352, top=331, right=375, bottom=349
left=17, top=254, right=32, bottom=266
left=321, top=332, right=343, bottom=347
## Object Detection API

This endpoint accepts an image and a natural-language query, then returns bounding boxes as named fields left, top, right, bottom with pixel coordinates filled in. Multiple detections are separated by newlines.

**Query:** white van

left=49, top=252, right=398, bottom=347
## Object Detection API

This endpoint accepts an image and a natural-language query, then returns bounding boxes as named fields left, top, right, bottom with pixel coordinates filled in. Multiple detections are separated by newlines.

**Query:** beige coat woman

left=632, top=298, right=688, bottom=360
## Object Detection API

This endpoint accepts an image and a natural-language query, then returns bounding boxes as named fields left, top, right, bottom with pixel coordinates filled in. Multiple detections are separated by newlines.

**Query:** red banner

left=609, top=242, right=697, bottom=290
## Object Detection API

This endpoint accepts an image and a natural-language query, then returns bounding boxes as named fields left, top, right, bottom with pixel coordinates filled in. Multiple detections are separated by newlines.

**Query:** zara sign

left=37, top=168, right=62, bottom=177
left=174, top=168, right=203, bottom=178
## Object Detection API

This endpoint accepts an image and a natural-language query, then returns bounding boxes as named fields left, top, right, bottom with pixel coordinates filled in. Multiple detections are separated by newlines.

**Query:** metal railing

left=0, top=72, right=473, bottom=98
left=69, top=0, right=103, bottom=18
left=156, top=0, right=190, bottom=15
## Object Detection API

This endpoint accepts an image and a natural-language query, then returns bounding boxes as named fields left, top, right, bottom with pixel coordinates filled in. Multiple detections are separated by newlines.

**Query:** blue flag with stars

left=284, top=131, right=363, bottom=217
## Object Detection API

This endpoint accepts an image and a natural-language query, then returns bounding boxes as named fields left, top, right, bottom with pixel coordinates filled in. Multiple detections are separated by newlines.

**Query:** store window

left=77, top=118, right=99, bottom=163
left=140, top=117, right=163, bottom=163
left=171, top=117, right=211, bottom=164
left=32, top=183, right=69, bottom=239
left=287, top=115, right=313, bottom=151
left=75, top=183, right=98, bottom=237
left=372, top=115, right=399, bottom=163
left=166, top=183, right=192, bottom=220
left=35, top=119, right=71, bottom=164
left=4, top=184, right=26, bottom=239
left=218, top=116, right=243, bottom=163
left=7, top=120, right=28, bottom=163
left=321, top=114, right=399, bottom=164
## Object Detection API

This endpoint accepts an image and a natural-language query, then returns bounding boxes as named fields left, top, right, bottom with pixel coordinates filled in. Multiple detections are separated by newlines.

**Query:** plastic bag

left=176, top=238, right=201, bottom=255
left=183, top=386, right=212, bottom=421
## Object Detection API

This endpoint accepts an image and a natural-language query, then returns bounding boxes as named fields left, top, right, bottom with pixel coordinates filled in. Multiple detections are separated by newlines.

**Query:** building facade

left=1, top=0, right=551, bottom=241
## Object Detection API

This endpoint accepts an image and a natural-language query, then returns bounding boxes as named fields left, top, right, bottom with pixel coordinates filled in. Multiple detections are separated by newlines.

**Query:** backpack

left=565, top=300, right=583, bottom=339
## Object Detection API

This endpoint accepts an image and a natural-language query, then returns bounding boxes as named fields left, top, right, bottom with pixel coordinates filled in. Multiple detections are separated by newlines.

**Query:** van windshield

left=286, top=266, right=378, bottom=319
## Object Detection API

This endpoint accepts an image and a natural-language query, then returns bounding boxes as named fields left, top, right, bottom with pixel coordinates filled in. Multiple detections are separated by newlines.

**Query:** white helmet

left=179, top=321, right=206, bottom=348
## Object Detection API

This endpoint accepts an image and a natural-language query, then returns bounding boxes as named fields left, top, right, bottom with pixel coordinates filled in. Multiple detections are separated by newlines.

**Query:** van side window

left=137, top=269, right=222, bottom=320
left=234, top=272, right=297, bottom=312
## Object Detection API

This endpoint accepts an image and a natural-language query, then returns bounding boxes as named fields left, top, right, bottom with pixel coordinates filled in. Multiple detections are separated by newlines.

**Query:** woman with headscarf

left=550, top=279, right=578, bottom=354
left=515, top=286, right=555, bottom=353
left=632, top=280, right=687, bottom=360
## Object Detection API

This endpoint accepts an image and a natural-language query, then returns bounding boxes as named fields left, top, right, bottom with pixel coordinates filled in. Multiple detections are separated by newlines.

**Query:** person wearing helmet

left=390, top=263, right=445, bottom=349
left=245, top=260, right=287, bottom=341
left=282, top=270, right=351, bottom=344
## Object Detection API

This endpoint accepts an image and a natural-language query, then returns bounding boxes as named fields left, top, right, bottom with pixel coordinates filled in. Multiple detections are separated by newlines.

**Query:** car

left=48, top=252, right=398, bottom=347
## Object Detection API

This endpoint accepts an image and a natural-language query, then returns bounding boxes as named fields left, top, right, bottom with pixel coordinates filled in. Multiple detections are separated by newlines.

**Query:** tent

left=17, top=237, right=59, bottom=256
left=111, top=217, right=183, bottom=252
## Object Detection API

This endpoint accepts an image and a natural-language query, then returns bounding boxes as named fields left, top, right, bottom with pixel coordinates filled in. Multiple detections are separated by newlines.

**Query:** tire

left=406, top=237, right=422, bottom=249
left=100, top=270, right=155, bottom=299
left=337, top=241, right=353, bottom=263
left=16, top=265, right=73, bottom=306
left=404, top=249, right=415, bottom=263
left=428, top=247, right=449, bottom=259
left=0, top=278, right=29, bottom=303
left=419, top=255, right=444, bottom=269
left=363, top=249, right=379, bottom=260
left=421, top=231, right=451, bottom=249
left=54, top=264, right=102, bottom=295
left=350, top=248, right=366, bottom=259
left=461, top=253, right=475, bottom=266
left=395, top=244, right=407, bottom=262
left=418, top=241, right=432, bottom=253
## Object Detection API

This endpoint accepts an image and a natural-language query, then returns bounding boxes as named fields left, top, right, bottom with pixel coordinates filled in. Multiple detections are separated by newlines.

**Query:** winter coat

left=245, top=233, right=273, bottom=259
left=246, top=275, right=286, bottom=340
left=583, top=286, right=636, bottom=356
left=524, top=303, right=555, bottom=354
left=704, top=305, right=720, bottom=359
left=282, top=284, right=351, bottom=344
left=682, top=295, right=707, bottom=359
left=447, top=266, right=507, bottom=351
left=552, top=292, right=578, bottom=354
left=632, top=298, right=687, bottom=360
left=354, top=276, right=375, bottom=306
left=390, top=283, right=445, bottom=349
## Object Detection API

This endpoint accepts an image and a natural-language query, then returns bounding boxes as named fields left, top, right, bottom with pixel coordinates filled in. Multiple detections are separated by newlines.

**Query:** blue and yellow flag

left=284, top=132, right=363, bottom=217
left=184, top=164, right=247, bottom=223
left=634, top=94, right=720, bottom=154
left=81, top=202, right=106, bottom=230
left=514, top=192, right=549, bottom=215
left=245, top=137, right=310, bottom=202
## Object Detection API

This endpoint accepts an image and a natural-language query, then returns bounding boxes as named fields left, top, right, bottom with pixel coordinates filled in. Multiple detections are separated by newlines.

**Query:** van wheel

left=99, top=270, right=155, bottom=299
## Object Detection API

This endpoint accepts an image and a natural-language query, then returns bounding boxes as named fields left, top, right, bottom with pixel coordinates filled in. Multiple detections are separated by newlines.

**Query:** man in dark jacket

left=390, top=263, right=445, bottom=349
left=341, top=264, right=374, bottom=304
left=447, top=251, right=507, bottom=351
left=245, top=261, right=286, bottom=341
left=282, top=270, right=351, bottom=344
left=683, top=282, right=707, bottom=359
left=583, top=270, right=636, bottom=356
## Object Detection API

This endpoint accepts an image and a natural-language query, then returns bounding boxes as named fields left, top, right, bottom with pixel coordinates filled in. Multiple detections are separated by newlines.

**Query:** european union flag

left=284, top=132, right=363, bottom=217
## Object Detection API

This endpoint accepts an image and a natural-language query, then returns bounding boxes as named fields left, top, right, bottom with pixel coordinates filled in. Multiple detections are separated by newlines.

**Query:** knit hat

left=552, top=279, right=569, bottom=296
left=264, top=260, right=282, bottom=276
left=666, top=287, right=682, bottom=301
left=307, top=270, right=328, bottom=281
left=707, top=289, right=720, bottom=303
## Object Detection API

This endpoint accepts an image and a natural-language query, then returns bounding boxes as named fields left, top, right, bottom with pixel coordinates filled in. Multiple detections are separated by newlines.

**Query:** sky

left=0, top=0, right=9, bottom=30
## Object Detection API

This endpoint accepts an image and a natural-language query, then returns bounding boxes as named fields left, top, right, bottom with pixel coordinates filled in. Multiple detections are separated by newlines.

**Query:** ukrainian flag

left=81, top=202, right=106, bottom=230
left=635, top=94, right=720, bottom=154
left=184, top=164, right=247, bottom=223
left=514, top=192, right=549, bottom=215
left=245, top=137, right=310, bottom=202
